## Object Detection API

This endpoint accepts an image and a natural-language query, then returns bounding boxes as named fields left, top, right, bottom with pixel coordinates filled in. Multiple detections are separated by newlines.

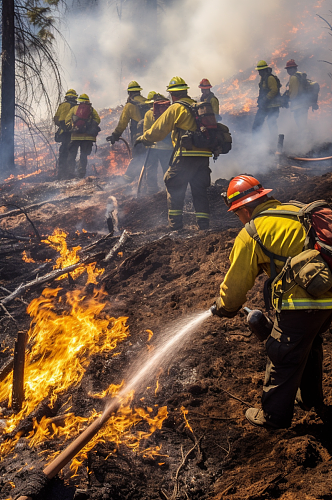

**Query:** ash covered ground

left=1, top=155, right=332, bottom=500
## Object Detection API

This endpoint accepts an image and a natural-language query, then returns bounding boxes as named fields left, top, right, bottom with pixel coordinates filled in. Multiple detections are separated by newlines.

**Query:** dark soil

left=1, top=160, right=332, bottom=500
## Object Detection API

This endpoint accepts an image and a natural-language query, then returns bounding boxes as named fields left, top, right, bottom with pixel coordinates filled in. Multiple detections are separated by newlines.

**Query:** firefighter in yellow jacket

left=212, top=174, right=332, bottom=429
left=143, top=91, right=173, bottom=194
left=284, top=59, right=319, bottom=135
left=252, top=60, right=281, bottom=145
left=198, top=79, right=221, bottom=120
left=53, top=89, right=78, bottom=180
left=136, top=76, right=212, bottom=230
left=65, top=94, right=101, bottom=179
left=106, top=81, right=149, bottom=183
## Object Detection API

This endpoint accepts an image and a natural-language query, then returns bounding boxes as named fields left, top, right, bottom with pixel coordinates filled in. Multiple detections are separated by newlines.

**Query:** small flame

left=180, top=406, right=193, bottom=434
left=22, top=251, right=35, bottom=263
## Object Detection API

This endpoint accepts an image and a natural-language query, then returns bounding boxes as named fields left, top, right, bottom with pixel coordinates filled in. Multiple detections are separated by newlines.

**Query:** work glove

left=210, top=297, right=239, bottom=318
left=106, top=133, right=119, bottom=145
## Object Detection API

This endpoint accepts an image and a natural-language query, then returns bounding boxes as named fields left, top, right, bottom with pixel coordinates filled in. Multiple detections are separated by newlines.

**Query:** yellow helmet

left=78, top=93, right=90, bottom=103
left=146, top=90, right=157, bottom=102
left=127, top=80, right=143, bottom=92
left=65, top=89, right=78, bottom=98
left=255, top=60, right=269, bottom=71
left=167, top=76, right=190, bottom=92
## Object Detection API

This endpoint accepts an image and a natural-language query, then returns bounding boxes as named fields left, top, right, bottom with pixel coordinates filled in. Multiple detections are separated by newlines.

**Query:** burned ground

left=1, top=162, right=332, bottom=500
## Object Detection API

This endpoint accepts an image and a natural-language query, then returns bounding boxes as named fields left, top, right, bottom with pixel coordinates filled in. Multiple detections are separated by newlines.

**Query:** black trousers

left=262, top=309, right=332, bottom=427
left=58, top=133, right=72, bottom=180
left=164, top=156, right=211, bottom=230
left=67, top=140, right=93, bottom=179
left=252, top=107, right=279, bottom=138
left=145, top=149, right=172, bottom=194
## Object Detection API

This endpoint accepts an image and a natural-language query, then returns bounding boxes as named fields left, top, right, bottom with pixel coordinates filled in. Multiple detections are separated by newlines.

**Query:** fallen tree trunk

left=0, top=195, right=84, bottom=220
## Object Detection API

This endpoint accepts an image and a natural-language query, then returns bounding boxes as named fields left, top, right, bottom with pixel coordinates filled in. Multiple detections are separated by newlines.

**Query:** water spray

left=16, top=309, right=212, bottom=500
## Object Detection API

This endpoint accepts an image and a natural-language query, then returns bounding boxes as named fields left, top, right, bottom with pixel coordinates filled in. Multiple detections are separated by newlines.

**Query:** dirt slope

left=1, top=165, right=332, bottom=500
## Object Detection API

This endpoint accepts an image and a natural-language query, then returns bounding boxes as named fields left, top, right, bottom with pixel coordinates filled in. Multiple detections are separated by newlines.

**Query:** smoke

left=59, top=0, right=331, bottom=108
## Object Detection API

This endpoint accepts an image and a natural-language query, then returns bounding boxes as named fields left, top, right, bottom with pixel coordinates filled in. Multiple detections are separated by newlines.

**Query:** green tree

left=0, top=0, right=63, bottom=176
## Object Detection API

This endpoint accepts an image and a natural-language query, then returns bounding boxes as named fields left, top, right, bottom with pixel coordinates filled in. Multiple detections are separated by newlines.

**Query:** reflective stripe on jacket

left=141, top=96, right=212, bottom=158
left=219, top=199, right=332, bottom=314
left=65, top=106, right=101, bottom=141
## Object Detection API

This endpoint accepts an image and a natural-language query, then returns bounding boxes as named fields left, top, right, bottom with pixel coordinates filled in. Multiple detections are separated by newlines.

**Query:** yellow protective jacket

left=54, top=102, right=75, bottom=138
left=65, top=105, right=101, bottom=141
left=143, top=109, right=172, bottom=150
left=219, top=199, right=332, bottom=313
left=258, top=74, right=280, bottom=108
left=200, top=92, right=220, bottom=115
left=288, top=72, right=309, bottom=111
left=113, top=95, right=147, bottom=138
left=140, top=96, right=212, bottom=158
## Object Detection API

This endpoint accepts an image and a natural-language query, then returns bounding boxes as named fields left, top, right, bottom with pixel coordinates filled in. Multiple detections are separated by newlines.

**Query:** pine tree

left=0, top=0, right=63, bottom=176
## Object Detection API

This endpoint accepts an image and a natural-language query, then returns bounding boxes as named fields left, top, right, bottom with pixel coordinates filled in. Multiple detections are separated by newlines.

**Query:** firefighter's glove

left=210, top=297, right=239, bottom=318
left=106, top=133, right=119, bottom=145
left=312, top=103, right=319, bottom=111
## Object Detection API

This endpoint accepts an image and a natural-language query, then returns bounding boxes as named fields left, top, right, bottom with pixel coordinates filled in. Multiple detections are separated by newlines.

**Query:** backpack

left=177, top=100, right=232, bottom=160
left=245, top=200, right=332, bottom=311
left=72, top=103, right=92, bottom=133
left=153, top=100, right=170, bottom=119
left=295, top=73, right=320, bottom=107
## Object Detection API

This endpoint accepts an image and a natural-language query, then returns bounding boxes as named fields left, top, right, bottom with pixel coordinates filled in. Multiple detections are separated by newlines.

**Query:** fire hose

left=288, top=155, right=332, bottom=162
left=118, top=137, right=132, bottom=158
left=16, top=398, right=121, bottom=500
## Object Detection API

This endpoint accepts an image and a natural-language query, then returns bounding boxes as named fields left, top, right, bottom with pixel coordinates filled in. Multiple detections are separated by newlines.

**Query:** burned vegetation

left=1, top=152, right=332, bottom=500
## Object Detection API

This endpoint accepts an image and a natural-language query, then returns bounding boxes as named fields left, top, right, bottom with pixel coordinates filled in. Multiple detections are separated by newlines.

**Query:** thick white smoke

left=59, top=0, right=331, bottom=108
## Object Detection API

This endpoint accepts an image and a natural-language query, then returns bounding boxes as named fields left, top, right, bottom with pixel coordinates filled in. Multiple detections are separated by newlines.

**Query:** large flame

left=0, top=229, right=168, bottom=476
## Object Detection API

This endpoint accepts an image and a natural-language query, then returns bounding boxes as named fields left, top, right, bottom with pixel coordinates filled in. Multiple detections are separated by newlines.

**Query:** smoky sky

left=57, top=0, right=331, bottom=108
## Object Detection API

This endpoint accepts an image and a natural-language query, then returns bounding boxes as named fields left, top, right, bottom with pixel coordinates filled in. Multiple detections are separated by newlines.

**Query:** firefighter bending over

left=212, top=174, right=332, bottom=429
left=136, top=76, right=213, bottom=231
left=106, top=81, right=149, bottom=183
left=252, top=60, right=282, bottom=148
left=143, top=91, right=172, bottom=194
left=65, top=94, right=101, bottom=179
left=198, top=79, right=221, bottom=121
left=53, top=89, right=78, bottom=180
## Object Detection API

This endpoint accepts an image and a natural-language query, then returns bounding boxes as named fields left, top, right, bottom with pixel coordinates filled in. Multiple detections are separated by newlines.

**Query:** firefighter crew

left=143, top=91, right=172, bottom=194
left=212, top=174, right=332, bottom=429
left=135, top=76, right=213, bottom=231
left=198, top=78, right=221, bottom=121
left=53, top=89, right=78, bottom=180
left=252, top=60, right=282, bottom=146
left=106, top=81, right=149, bottom=183
left=284, top=59, right=318, bottom=136
left=65, top=94, right=101, bottom=179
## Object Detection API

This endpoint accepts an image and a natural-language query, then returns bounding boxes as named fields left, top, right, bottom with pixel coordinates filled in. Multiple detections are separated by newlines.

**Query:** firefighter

left=143, top=91, right=172, bottom=194
left=198, top=78, right=221, bottom=120
left=106, top=81, right=149, bottom=183
left=284, top=59, right=318, bottom=136
left=65, top=94, right=101, bottom=179
left=252, top=60, right=281, bottom=147
left=53, top=89, right=78, bottom=180
left=135, top=76, right=213, bottom=231
left=212, top=174, right=332, bottom=429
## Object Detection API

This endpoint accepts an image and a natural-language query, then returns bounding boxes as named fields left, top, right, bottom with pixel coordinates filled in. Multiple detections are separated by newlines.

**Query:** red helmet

left=285, top=59, right=298, bottom=69
left=199, top=78, right=212, bottom=89
left=226, top=175, right=272, bottom=212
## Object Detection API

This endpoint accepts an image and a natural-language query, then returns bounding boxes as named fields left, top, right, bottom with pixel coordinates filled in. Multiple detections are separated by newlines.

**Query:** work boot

left=245, top=408, right=287, bottom=429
